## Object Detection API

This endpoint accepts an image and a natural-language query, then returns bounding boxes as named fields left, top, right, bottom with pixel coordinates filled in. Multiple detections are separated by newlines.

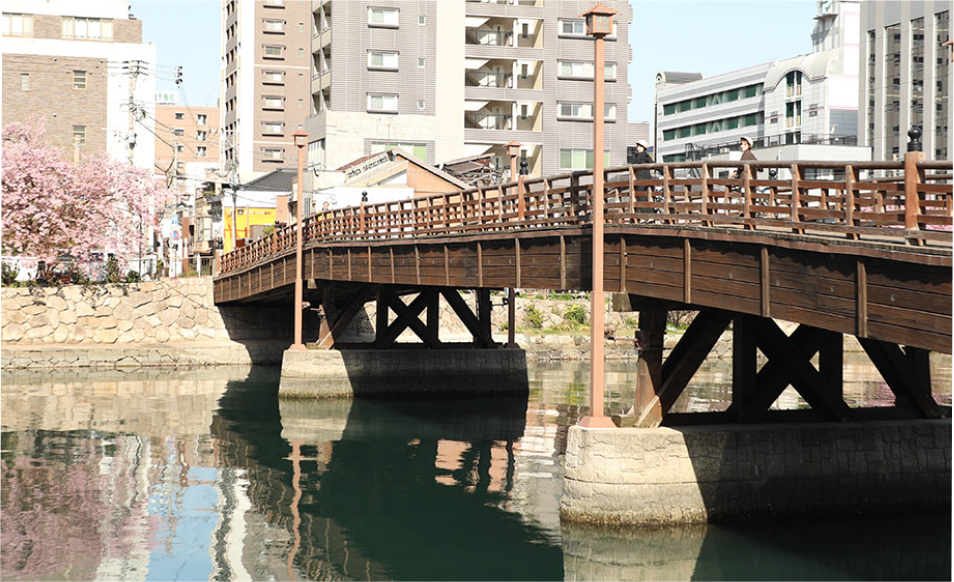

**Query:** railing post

left=790, top=163, right=803, bottom=234
left=904, top=150, right=925, bottom=236
left=700, top=163, right=710, bottom=226
left=845, top=164, right=858, bottom=240
left=742, top=163, right=754, bottom=229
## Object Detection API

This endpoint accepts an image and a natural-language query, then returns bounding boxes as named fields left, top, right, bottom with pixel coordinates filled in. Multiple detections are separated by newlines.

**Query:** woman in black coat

left=632, top=140, right=654, bottom=213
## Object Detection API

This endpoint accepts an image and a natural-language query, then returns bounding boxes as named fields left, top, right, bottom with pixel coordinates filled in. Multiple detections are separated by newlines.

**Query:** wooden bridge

left=214, top=157, right=952, bottom=424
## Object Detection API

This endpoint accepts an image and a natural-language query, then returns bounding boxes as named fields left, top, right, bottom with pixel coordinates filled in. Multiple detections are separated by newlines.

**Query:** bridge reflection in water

left=2, top=364, right=950, bottom=581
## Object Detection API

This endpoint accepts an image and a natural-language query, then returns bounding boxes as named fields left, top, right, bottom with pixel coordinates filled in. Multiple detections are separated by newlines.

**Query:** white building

left=655, top=0, right=861, bottom=163
left=859, top=1, right=951, bottom=161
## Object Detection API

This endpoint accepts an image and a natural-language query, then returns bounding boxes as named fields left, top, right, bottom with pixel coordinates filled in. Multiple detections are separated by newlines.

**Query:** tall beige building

left=224, top=0, right=636, bottom=183
left=222, top=0, right=313, bottom=177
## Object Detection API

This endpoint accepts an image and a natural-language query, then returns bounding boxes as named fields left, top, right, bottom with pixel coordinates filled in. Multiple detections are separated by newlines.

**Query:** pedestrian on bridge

left=632, top=140, right=655, bottom=215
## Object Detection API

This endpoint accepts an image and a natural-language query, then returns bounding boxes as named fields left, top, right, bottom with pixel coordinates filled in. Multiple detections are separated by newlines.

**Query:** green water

left=1, top=360, right=950, bottom=581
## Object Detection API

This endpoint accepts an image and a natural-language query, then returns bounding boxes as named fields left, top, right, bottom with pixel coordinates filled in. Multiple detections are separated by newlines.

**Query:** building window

left=371, top=141, right=426, bottom=161
left=604, top=62, right=617, bottom=80
left=176, top=144, right=185, bottom=152
left=174, top=128, right=185, bottom=136
left=263, top=19, right=285, bottom=33
left=417, top=100, right=426, bottom=110
left=62, top=17, right=113, bottom=40
left=20, top=73, right=28, bottom=91
left=263, top=148, right=285, bottom=162
left=559, top=19, right=586, bottom=37
left=2, top=13, right=33, bottom=37
left=263, top=96, right=284, bottom=110
left=72, top=125, right=86, bottom=145
left=558, top=102, right=594, bottom=120
left=196, top=146, right=207, bottom=158
left=558, top=61, right=593, bottom=79
left=368, top=50, right=399, bottom=70
left=368, top=7, right=399, bottom=28
left=418, top=15, right=426, bottom=25
left=605, top=103, right=617, bottom=121
left=73, top=70, right=87, bottom=90
left=263, top=70, right=284, bottom=84
left=196, top=114, right=207, bottom=125
left=263, top=45, right=285, bottom=59
left=175, top=112, right=185, bottom=120
left=367, top=93, right=398, bottom=113
left=196, top=130, right=208, bottom=141
left=262, top=122, right=284, bottom=136
left=559, top=149, right=610, bottom=170
left=263, top=0, right=285, bottom=6
left=418, top=57, right=425, bottom=68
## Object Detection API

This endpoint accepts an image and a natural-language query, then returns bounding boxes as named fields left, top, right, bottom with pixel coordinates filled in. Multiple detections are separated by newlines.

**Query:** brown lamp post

left=505, top=140, right=522, bottom=348
left=290, top=127, right=308, bottom=351
left=579, top=2, right=618, bottom=429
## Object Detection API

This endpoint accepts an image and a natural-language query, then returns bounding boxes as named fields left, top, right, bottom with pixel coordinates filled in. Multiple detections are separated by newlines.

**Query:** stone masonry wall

left=561, top=421, right=952, bottom=525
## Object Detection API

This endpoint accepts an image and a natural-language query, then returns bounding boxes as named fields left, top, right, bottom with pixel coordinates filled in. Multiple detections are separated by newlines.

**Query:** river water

left=1, top=354, right=950, bottom=581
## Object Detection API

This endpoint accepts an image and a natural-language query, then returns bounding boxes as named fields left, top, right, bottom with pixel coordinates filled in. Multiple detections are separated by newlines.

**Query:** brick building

left=1, top=0, right=156, bottom=170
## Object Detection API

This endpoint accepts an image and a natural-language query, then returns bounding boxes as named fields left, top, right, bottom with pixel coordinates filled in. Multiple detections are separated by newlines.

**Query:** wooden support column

left=375, top=288, right=389, bottom=345
left=732, top=314, right=759, bottom=415
left=817, top=328, right=843, bottom=404
left=859, top=338, right=942, bottom=418
left=477, top=289, right=492, bottom=334
left=633, top=301, right=668, bottom=427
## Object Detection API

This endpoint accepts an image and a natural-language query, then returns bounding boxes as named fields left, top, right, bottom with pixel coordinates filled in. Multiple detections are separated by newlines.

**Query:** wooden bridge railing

left=219, top=158, right=952, bottom=275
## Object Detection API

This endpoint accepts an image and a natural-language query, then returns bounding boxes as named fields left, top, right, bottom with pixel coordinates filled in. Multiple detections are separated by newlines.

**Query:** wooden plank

left=760, top=246, right=770, bottom=317
left=857, top=259, right=868, bottom=338
left=683, top=239, right=692, bottom=304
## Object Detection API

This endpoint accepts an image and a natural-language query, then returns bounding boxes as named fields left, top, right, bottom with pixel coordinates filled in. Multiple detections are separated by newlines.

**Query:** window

left=371, top=141, right=427, bottom=161
left=263, top=0, right=284, bottom=6
left=559, top=148, right=610, bottom=170
left=263, top=70, right=284, bottom=84
left=263, top=96, right=284, bottom=110
left=263, top=45, right=285, bottom=59
left=558, top=60, right=594, bottom=79
left=559, top=19, right=586, bottom=36
left=263, top=148, right=285, bottom=161
left=196, top=146, right=207, bottom=158
left=196, top=114, right=207, bottom=125
left=196, top=130, right=208, bottom=141
left=368, top=51, right=399, bottom=70
left=174, top=128, right=185, bottom=136
left=369, top=7, right=399, bottom=27
left=418, top=57, right=425, bottom=68
left=605, top=103, right=617, bottom=121
left=20, top=73, right=28, bottom=91
left=73, top=70, right=87, bottom=90
left=368, top=93, right=398, bottom=112
left=604, top=62, right=617, bottom=80
left=417, top=100, right=426, bottom=110
left=62, top=17, right=113, bottom=40
left=262, top=122, right=284, bottom=135
left=175, top=112, right=185, bottom=120
left=558, top=102, right=593, bottom=119
left=176, top=144, right=185, bottom=152
left=2, top=13, right=33, bottom=37
left=418, top=15, right=426, bottom=25
left=72, top=125, right=86, bottom=145
left=264, top=19, right=284, bottom=32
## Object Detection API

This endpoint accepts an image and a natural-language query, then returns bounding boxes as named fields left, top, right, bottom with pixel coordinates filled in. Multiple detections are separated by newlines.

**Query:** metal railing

left=218, top=158, right=953, bottom=275
left=466, top=28, right=513, bottom=46
left=465, top=112, right=513, bottom=130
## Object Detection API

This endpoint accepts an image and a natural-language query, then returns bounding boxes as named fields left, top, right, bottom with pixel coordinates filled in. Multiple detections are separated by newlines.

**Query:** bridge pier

left=280, top=283, right=527, bottom=399
left=566, top=299, right=950, bottom=525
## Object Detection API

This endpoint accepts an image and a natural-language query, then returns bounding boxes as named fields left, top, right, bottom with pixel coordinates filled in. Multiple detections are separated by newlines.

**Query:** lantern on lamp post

left=290, top=127, right=308, bottom=351
left=579, top=2, right=618, bottom=429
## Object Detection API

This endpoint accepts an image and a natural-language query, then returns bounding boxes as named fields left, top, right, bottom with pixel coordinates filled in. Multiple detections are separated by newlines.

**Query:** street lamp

left=505, top=140, right=522, bottom=349
left=291, top=127, right=308, bottom=351
left=580, top=2, right=618, bottom=429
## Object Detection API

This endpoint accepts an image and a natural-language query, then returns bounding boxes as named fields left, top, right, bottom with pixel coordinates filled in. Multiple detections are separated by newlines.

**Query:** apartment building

left=297, top=0, right=635, bottom=180
left=655, top=0, right=861, bottom=163
left=1, top=0, right=156, bottom=170
left=155, top=97, right=221, bottom=192
left=859, top=2, right=950, bottom=161
left=222, top=0, right=313, bottom=178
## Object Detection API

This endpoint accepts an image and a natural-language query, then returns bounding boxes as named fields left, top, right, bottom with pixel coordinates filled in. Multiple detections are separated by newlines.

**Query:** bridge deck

left=214, top=159, right=952, bottom=354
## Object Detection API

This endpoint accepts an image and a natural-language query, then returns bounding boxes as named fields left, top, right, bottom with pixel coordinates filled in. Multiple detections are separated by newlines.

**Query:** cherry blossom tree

left=1, top=118, right=174, bottom=276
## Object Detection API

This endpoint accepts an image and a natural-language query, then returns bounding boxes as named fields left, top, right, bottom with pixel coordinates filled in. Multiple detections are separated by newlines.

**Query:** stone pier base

left=561, top=421, right=952, bottom=526
left=279, top=348, right=528, bottom=398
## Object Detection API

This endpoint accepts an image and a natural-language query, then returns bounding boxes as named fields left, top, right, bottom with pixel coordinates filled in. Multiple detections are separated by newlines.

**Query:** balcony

left=467, top=27, right=513, bottom=47
left=311, top=68, right=331, bottom=94
left=466, top=111, right=513, bottom=131
left=466, top=70, right=513, bottom=88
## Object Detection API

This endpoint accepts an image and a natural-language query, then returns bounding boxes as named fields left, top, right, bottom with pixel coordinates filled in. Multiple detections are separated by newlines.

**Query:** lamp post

left=291, top=127, right=308, bottom=351
left=505, top=140, right=522, bottom=348
left=580, top=3, right=618, bottom=429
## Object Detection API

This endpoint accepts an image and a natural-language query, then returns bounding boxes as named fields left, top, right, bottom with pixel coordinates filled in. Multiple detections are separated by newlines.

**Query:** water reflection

left=1, top=354, right=951, bottom=581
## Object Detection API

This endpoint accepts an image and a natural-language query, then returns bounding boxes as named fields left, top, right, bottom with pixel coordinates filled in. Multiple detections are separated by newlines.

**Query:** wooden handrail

left=216, top=159, right=952, bottom=275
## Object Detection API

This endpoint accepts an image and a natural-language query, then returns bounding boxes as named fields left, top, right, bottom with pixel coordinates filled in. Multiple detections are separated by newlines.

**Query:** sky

left=132, top=0, right=820, bottom=129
